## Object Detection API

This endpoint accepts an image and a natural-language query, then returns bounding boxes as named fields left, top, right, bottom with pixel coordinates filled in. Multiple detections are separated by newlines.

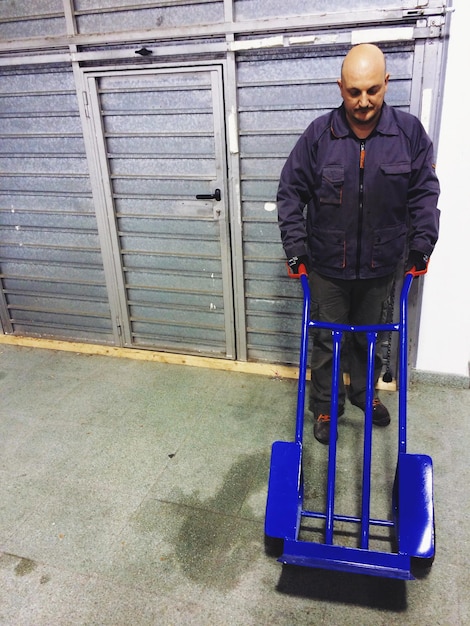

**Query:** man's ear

left=384, top=73, right=390, bottom=89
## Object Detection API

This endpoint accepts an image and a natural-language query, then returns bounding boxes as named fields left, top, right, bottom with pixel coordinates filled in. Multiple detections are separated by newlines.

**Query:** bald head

left=337, top=44, right=389, bottom=138
left=341, top=44, right=387, bottom=83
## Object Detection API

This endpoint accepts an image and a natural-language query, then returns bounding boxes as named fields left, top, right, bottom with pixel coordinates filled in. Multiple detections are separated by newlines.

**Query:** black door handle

left=196, top=188, right=221, bottom=201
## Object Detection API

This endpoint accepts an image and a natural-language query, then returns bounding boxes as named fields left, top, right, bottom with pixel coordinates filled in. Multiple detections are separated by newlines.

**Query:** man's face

left=338, top=69, right=389, bottom=133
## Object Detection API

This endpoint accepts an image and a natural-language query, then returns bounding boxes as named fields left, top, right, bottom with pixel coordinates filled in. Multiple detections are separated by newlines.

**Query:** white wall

left=416, top=0, right=470, bottom=379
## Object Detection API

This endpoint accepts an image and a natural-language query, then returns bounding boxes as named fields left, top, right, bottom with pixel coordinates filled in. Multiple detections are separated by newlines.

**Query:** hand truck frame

left=264, top=265, right=435, bottom=580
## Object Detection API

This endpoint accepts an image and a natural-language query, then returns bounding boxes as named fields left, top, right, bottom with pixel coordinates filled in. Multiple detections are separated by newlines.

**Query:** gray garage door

left=0, top=1, right=450, bottom=369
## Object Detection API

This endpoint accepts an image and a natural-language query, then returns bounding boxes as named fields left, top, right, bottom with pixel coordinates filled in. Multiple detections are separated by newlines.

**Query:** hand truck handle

left=405, top=259, right=430, bottom=278
left=288, top=261, right=429, bottom=279
left=286, top=262, right=308, bottom=278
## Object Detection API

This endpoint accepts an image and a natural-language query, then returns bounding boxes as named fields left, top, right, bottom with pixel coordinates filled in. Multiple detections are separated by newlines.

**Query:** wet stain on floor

left=132, top=450, right=270, bottom=593
left=173, top=451, right=270, bottom=591
left=14, top=557, right=37, bottom=577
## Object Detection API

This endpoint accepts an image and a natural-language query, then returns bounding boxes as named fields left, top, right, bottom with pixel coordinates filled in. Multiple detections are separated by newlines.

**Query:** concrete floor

left=0, top=343, right=469, bottom=625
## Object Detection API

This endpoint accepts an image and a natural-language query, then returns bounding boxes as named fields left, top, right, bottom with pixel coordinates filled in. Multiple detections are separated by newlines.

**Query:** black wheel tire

left=411, top=518, right=436, bottom=579
left=411, top=555, right=434, bottom=579
left=264, top=533, right=284, bottom=558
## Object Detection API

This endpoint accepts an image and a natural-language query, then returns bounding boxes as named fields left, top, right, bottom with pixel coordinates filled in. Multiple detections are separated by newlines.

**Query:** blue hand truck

left=264, top=264, right=435, bottom=580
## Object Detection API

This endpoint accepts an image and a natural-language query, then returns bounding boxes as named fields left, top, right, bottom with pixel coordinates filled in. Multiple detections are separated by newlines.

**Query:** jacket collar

left=331, top=102, right=399, bottom=138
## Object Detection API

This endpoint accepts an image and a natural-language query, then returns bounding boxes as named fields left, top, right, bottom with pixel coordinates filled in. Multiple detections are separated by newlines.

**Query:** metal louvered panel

left=0, top=67, right=113, bottom=342
left=0, top=1, right=66, bottom=39
left=233, top=0, right=430, bottom=21
left=86, top=67, right=234, bottom=357
left=74, top=0, right=224, bottom=34
left=237, top=46, right=415, bottom=363
left=0, top=1, right=451, bottom=366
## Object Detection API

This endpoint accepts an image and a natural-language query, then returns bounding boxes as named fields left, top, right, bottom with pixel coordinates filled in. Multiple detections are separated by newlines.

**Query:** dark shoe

left=313, top=406, right=344, bottom=444
left=351, top=398, right=391, bottom=426
left=314, top=414, right=333, bottom=445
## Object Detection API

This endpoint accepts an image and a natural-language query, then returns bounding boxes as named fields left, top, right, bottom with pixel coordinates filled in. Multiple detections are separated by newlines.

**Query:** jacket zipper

left=356, top=140, right=366, bottom=277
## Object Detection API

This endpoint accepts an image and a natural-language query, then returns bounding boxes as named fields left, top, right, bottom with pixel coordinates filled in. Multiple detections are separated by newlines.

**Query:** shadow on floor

left=275, top=564, right=408, bottom=611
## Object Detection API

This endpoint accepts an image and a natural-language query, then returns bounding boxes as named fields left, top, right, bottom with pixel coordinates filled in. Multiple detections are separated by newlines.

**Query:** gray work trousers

left=308, top=269, right=395, bottom=416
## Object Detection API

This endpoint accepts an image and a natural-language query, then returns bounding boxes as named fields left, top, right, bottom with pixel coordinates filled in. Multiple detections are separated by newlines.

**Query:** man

left=277, top=44, right=440, bottom=444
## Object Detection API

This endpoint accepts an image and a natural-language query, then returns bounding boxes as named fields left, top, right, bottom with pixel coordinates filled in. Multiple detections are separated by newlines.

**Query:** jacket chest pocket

left=319, top=165, right=344, bottom=206
left=379, top=162, right=411, bottom=206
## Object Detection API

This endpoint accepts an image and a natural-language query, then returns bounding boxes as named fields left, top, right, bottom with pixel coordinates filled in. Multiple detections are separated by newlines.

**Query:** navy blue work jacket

left=277, top=103, right=440, bottom=279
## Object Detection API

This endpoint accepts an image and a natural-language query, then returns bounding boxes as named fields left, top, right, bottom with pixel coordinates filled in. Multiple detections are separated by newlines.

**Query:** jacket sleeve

left=276, top=129, right=316, bottom=260
left=407, top=122, right=440, bottom=256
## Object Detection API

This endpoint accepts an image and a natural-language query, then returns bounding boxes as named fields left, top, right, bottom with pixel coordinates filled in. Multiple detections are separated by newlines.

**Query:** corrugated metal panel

left=0, top=67, right=113, bottom=342
left=233, top=0, right=438, bottom=20
left=0, top=1, right=66, bottom=39
left=237, top=45, right=415, bottom=363
left=92, top=68, right=233, bottom=356
left=74, top=0, right=224, bottom=34
left=0, top=0, right=450, bottom=366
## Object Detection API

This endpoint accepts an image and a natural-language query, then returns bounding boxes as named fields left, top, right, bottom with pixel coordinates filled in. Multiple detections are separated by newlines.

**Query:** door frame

left=77, top=61, right=237, bottom=358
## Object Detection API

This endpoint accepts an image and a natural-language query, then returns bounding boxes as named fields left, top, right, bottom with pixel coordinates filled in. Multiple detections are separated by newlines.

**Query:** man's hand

left=405, top=250, right=429, bottom=273
left=287, top=255, right=309, bottom=274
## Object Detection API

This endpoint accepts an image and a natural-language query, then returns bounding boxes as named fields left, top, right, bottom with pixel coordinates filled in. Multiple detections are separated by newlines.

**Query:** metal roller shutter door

left=0, top=67, right=113, bottom=342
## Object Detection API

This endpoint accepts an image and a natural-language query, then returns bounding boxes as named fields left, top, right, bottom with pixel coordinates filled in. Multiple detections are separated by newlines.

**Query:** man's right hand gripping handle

left=287, top=255, right=309, bottom=278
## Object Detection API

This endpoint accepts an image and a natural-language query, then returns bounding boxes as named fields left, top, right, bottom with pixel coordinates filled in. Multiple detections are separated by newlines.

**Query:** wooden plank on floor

left=0, top=334, right=396, bottom=389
